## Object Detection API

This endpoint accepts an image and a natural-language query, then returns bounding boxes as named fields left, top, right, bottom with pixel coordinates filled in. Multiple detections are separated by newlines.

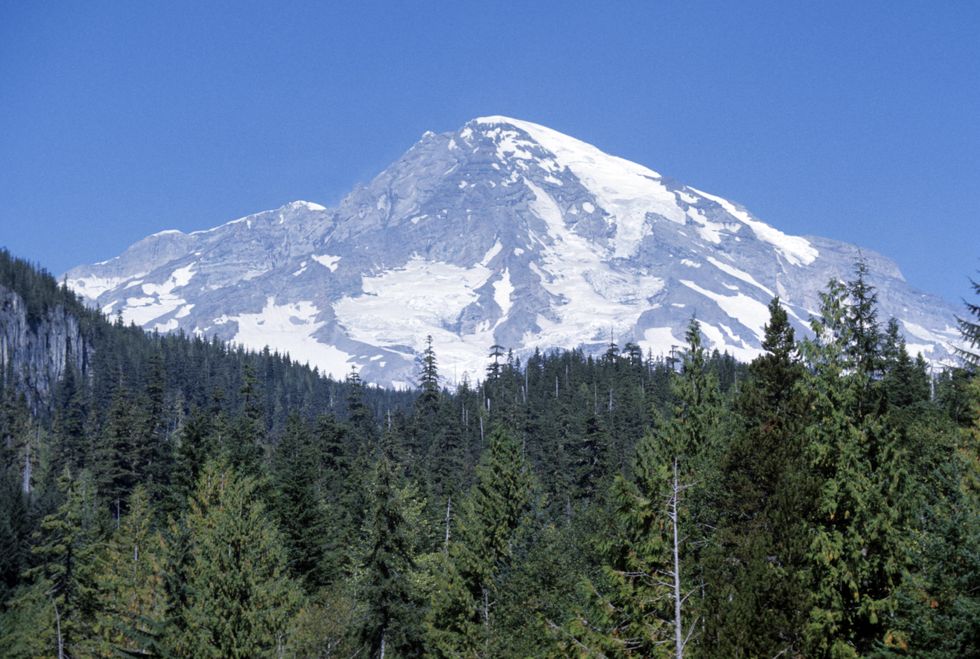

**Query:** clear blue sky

left=1, top=1, right=977, bottom=304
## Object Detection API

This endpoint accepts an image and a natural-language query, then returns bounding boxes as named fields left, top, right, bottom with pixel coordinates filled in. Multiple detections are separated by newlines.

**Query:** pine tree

left=427, top=425, right=533, bottom=656
left=417, top=334, right=440, bottom=414
left=271, top=413, right=330, bottom=590
left=566, top=319, right=724, bottom=658
left=956, top=272, right=980, bottom=366
left=178, top=461, right=301, bottom=658
left=92, top=485, right=167, bottom=657
left=169, top=409, right=216, bottom=511
left=702, top=297, right=813, bottom=657
left=800, top=276, right=907, bottom=657
left=225, top=364, right=265, bottom=476
left=24, top=467, right=104, bottom=657
left=358, top=428, right=423, bottom=657
left=563, top=442, right=676, bottom=657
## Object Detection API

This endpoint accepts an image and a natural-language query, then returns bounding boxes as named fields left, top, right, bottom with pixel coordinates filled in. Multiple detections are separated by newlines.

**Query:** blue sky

left=1, top=1, right=977, bottom=304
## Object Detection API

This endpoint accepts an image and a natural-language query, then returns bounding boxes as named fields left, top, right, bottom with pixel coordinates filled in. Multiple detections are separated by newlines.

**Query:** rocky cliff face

left=0, top=285, right=92, bottom=411
left=65, top=116, right=962, bottom=387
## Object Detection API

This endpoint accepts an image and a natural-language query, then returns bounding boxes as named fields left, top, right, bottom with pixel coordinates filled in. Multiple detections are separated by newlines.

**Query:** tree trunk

left=672, top=458, right=683, bottom=659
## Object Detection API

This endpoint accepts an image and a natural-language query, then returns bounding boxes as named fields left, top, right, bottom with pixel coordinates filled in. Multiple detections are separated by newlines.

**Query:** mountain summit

left=66, top=117, right=960, bottom=385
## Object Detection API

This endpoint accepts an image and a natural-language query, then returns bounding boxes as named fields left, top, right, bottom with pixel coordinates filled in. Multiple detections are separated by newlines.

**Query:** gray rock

left=65, top=117, right=962, bottom=387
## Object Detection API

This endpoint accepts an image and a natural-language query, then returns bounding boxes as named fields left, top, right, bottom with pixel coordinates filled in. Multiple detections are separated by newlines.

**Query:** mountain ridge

left=65, top=116, right=961, bottom=386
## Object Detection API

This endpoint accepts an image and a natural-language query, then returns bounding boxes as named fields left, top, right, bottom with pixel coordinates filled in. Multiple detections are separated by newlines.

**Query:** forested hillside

left=0, top=249, right=977, bottom=658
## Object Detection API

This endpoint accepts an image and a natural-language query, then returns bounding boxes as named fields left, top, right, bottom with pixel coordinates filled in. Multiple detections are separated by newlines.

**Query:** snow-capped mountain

left=66, top=116, right=961, bottom=386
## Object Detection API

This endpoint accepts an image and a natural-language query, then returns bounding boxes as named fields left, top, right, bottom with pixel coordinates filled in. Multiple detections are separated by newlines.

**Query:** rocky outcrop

left=0, top=285, right=92, bottom=411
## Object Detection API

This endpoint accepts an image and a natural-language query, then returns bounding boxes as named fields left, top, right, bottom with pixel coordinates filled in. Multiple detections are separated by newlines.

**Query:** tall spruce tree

left=178, top=461, right=300, bottom=658
left=358, top=428, right=423, bottom=657
left=565, top=319, right=724, bottom=658
left=92, top=485, right=167, bottom=657
left=427, top=425, right=533, bottom=656
left=271, top=413, right=331, bottom=591
left=23, top=467, right=104, bottom=657
left=800, top=275, right=907, bottom=657
left=702, top=298, right=813, bottom=657
left=956, top=272, right=980, bottom=366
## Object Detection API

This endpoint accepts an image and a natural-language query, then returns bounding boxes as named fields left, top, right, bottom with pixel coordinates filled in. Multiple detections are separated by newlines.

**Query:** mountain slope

left=66, top=117, right=961, bottom=385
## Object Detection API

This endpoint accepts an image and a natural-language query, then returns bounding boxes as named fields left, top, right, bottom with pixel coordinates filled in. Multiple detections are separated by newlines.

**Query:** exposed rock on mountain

left=66, top=117, right=961, bottom=386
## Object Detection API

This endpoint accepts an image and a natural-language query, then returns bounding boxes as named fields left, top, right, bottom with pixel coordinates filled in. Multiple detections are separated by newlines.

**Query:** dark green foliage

left=702, top=297, right=813, bottom=657
left=956, top=273, right=980, bottom=366
left=271, top=413, right=331, bottom=590
left=358, top=429, right=424, bottom=657
left=176, top=461, right=300, bottom=657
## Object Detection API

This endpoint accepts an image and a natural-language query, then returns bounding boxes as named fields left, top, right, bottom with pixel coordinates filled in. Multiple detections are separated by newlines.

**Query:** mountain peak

left=65, top=118, right=961, bottom=385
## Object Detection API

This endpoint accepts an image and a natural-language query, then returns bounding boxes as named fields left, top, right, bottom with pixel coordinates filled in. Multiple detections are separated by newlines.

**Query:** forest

left=0, top=249, right=978, bottom=658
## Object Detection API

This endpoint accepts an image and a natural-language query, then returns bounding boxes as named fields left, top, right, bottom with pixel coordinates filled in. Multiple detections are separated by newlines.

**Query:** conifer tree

left=271, top=413, right=330, bottom=590
left=702, top=298, right=813, bottom=657
left=566, top=319, right=724, bottom=658
left=92, top=485, right=167, bottom=657
left=427, top=425, right=533, bottom=656
left=799, top=275, right=907, bottom=657
left=178, top=461, right=300, bottom=658
left=24, top=467, right=104, bottom=657
left=358, top=428, right=423, bottom=657
left=956, top=272, right=980, bottom=366
left=169, top=409, right=216, bottom=510
left=225, top=365, right=265, bottom=476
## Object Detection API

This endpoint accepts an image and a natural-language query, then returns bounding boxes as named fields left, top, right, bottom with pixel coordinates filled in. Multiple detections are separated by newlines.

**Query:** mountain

left=65, top=116, right=961, bottom=386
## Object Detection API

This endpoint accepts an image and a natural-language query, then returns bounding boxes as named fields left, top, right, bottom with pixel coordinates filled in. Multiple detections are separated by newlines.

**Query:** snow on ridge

left=688, top=187, right=819, bottom=266
left=68, top=274, right=140, bottom=301
left=680, top=279, right=772, bottom=341
left=523, top=180, right=665, bottom=351
left=332, top=256, right=496, bottom=383
left=289, top=200, right=327, bottom=211
left=706, top=256, right=775, bottom=298
left=476, top=116, right=686, bottom=258
left=480, top=239, right=503, bottom=266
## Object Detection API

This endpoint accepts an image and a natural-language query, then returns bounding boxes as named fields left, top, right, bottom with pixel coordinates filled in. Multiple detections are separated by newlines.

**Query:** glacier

left=65, top=116, right=963, bottom=386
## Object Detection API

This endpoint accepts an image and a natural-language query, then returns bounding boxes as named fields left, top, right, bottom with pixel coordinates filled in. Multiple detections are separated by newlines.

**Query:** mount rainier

left=66, top=116, right=962, bottom=386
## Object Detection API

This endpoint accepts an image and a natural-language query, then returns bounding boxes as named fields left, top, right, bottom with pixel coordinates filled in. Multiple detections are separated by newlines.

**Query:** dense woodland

left=0, top=249, right=978, bottom=658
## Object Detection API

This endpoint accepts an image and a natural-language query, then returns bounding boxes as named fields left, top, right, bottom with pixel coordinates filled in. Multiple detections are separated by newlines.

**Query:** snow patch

left=480, top=240, right=503, bottom=266
left=477, top=116, right=686, bottom=257
left=493, top=269, right=513, bottom=319
left=689, top=187, right=818, bottom=266
left=232, top=297, right=351, bottom=378
left=707, top=257, right=775, bottom=297
left=680, top=279, right=772, bottom=341
left=312, top=254, right=341, bottom=272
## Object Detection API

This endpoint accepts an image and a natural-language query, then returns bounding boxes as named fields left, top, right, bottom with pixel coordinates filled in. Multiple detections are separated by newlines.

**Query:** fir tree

left=24, top=467, right=104, bottom=657
left=956, top=272, right=980, bottom=366
left=178, top=461, right=301, bottom=658
left=800, top=277, right=908, bottom=657
left=702, top=298, right=813, bottom=657
left=427, top=425, right=533, bottom=655
left=271, top=413, right=330, bottom=590
left=92, top=485, right=167, bottom=657
left=358, top=428, right=424, bottom=657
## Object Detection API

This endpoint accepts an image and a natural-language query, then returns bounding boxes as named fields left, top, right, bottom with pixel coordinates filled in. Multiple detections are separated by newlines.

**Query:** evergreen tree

left=358, top=428, right=424, bottom=657
left=23, top=467, right=104, bottom=657
left=702, top=298, right=813, bottom=657
left=225, top=364, right=265, bottom=476
left=178, top=461, right=300, bottom=658
left=92, top=485, right=167, bottom=657
left=427, top=425, right=533, bottom=656
left=800, top=276, right=908, bottom=657
left=956, top=272, right=980, bottom=366
left=271, top=413, right=330, bottom=590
